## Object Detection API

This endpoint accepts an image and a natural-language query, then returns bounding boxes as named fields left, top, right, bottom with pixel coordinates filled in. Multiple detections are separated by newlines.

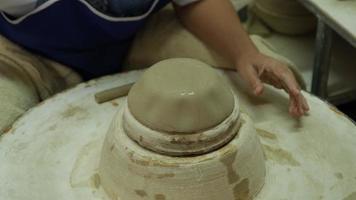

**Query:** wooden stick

left=95, top=82, right=135, bottom=104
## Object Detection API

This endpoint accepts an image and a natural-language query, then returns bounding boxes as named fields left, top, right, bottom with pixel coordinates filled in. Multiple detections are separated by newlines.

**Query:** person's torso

left=0, top=0, right=170, bottom=79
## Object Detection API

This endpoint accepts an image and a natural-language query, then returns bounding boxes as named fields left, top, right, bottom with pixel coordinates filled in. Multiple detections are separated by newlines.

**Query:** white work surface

left=0, top=70, right=356, bottom=200
left=299, top=0, right=356, bottom=47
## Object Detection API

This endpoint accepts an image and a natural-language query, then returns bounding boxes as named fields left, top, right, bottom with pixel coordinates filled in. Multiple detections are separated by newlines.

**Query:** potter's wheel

left=0, top=69, right=356, bottom=200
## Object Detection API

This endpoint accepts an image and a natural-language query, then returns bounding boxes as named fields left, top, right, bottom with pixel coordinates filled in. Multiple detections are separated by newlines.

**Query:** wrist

left=234, top=50, right=260, bottom=70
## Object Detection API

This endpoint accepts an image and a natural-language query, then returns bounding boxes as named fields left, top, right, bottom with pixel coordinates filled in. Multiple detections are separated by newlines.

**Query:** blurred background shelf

left=242, top=0, right=356, bottom=119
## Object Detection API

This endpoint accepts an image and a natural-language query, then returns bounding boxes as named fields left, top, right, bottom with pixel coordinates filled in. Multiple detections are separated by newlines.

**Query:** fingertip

left=300, top=95, right=310, bottom=112
left=289, top=105, right=294, bottom=116
left=304, top=100, right=310, bottom=111
left=290, top=103, right=303, bottom=118
left=299, top=103, right=305, bottom=115
left=289, top=103, right=297, bottom=117
left=254, top=84, right=264, bottom=96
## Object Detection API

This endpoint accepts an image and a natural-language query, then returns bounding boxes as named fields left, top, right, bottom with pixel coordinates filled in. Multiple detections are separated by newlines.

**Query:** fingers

left=281, top=73, right=309, bottom=117
left=301, top=93, right=310, bottom=111
left=236, top=53, right=310, bottom=117
left=289, top=95, right=299, bottom=117
left=278, top=69, right=309, bottom=117
left=260, top=59, right=309, bottom=117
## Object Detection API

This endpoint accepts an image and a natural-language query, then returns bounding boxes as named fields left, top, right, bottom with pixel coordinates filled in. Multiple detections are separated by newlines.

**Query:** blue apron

left=0, top=0, right=170, bottom=79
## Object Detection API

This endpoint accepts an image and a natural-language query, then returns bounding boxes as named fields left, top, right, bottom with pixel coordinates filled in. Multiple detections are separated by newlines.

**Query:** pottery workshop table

left=1, top=69, right=356, bottom=200
left=298, top=0, right=356, bottom=102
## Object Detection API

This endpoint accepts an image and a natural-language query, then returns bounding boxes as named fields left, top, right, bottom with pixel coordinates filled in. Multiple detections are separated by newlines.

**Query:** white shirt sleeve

left=172, top=0, right=201, bottom=6
left=0, top=0, right=37, bottom=17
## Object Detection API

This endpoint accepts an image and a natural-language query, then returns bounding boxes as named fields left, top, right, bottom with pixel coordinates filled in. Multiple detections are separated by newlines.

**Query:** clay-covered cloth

left=0, top=35, right=82, bottom=134
left=124, top=6, right=306, bottom=89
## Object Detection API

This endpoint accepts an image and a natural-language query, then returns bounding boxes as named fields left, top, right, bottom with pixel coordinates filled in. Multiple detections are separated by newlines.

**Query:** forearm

left=174, top=0, right=257, bottom=67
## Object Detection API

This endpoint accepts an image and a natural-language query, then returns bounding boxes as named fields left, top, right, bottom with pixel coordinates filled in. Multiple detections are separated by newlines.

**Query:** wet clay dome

left=99, top=58, right=266, bottom=200
left=127, top=58, right=235, bottom=133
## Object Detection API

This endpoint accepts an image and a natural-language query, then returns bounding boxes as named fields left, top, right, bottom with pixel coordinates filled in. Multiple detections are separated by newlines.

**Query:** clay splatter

left=157, top=173, right=175, bottom=179
left=343, top=192, right=356, bottom=200
left=233, top=178, right=250, bottom=200
left=263, top=145, right=300, bottom=166
left=48, top=124, right=57, bottom=131
left=220, top=149, right=240, bottom=184
left=127, top=151, right=179, bottom=168
left=127, top=151, right=150, bottom=166
left=1, top=125, right=12, bottom=134
left=329, top=105, right=347, bottom=118
left=135, top=190, right=148, bottom=197
left=111, top=102, right=119, bottom=107
left=141, top=172, right=175, bottom=179
left=91, top=173, right=101, bottom=189
left=70, top=140, right=99, bottom=188
left=257, top=129, right=278, bottom=140
left=61, top=105, right=88, bottom=120
left=335, top=172, right=344, bottom=180
left=155, top=194, right=166, bottom=200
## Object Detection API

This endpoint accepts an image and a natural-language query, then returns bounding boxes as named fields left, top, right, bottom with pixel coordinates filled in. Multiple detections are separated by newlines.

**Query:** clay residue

left=335, top=172, right=344, bottom=180
left=138, top=172, right=175, bottom=180
left=155, top=194, right=166, bottom=200
left=257, top=129, right=277, bottom=140
left=61, top=105, right=88, bottom=120
left=111, top=102, right=119, bottom=107
left=343, top=192, right=356, bottom=200
left=220, top=150, right=240, bottom=184
left=127, top=151, right=151, bottom=166
left=2, top=125, right=12, bottom=134
left=91, top=173, right=101, bottom=189
left=329, top=105, right=347, bottom=118
left=170, top=137, right=196, bottom=145
left=263, top=145, right=300, bottom=166
left=127, top=151, right=179, bottom=168
left=151, top=160, right=179, bottom=168
left=110, top=145, right=115, bottom=152
left=70, top=140, right=100, bottom=188
left=48, top=124, right=57, bottom=131
left=157, top=173, right=175, bottom=179
left=233, top=178, right=250, bottom=200
left=135, top=190, right=148, bottom=197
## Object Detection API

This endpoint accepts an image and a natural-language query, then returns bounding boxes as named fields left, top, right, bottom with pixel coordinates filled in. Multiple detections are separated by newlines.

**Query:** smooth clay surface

left=128, top=58, right=234, bottom=133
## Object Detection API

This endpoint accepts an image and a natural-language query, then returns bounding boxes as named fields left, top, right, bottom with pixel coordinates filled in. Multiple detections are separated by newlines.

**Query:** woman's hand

left=175, top=0, right=309, bottom=117
left=236, top=52, right=309, bottom=117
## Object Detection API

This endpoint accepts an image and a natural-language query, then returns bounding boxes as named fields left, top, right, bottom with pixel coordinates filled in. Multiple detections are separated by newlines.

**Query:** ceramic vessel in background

left=98, top=58, right=266, bottom=200
left=253, top=0, right=317, bottom=35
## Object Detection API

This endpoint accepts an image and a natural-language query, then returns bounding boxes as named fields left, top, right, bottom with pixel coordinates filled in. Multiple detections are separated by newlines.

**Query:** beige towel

left=0, top=35, right=82, bottom=134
